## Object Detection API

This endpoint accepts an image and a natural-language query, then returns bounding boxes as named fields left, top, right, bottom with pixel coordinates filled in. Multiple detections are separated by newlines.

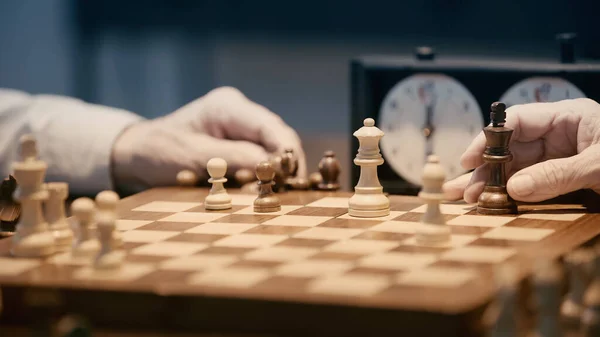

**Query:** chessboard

left=1, top=187, right=600, bottom=337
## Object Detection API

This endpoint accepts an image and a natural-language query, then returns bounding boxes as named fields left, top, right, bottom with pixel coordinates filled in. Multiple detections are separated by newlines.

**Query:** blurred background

left=0, top=0, right=598, bottom=190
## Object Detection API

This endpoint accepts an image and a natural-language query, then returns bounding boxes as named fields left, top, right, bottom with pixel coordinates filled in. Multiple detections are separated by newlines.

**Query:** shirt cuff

left=29, top=95, right=145, bottom=196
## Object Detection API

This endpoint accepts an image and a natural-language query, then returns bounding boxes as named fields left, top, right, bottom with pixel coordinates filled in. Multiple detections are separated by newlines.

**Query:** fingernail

left=509, top=175, right=535, bottom=197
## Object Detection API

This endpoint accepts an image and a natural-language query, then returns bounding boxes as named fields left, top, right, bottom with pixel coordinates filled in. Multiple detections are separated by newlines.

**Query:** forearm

left=0, top=89, right=144, bottom=195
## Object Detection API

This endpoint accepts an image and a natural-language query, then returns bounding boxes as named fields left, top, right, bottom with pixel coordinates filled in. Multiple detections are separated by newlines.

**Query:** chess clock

left=351, top=39, right=600, bottom=195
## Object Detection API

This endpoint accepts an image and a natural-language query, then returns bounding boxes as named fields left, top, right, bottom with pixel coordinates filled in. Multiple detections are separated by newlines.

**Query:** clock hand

left=423, top=96, right=436, bottom=156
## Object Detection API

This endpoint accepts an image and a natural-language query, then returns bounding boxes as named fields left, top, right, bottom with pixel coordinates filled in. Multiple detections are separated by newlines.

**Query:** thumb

left=507, top=148, right=600, bottom=202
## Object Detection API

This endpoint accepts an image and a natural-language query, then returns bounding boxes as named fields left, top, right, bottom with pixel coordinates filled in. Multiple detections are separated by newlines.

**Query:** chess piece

left=254, top=161, right=281, bottom=213
left=308, top=172, right=323, bottom=190
left=269, top=154, right=286, bottom=192
left=348, top=118, right=390, bottom=217
left=204, top=158, right=232, bottom=210
left=176, top=169, right=198, bottom=187
left=0, top=175, right=20, bottom=233
left=94, top=213, right=125, bottom=270
left=488, top=263, right=519, bottom=337
left=317, top=151, right=340, bottom=191
left=582, top=246, right=600, bottom=336
left=477, top=102, right=518, bottom=215
left=70, top=197, right=99, bottom=258
left=10, top=135, right=55, bottom=257
left=45, top=182, right=73, bottom=252
left=95, top=190, right=122, bottom=247
left=561, top=248, right=595, bottom=326
left=281, top=148, right=296, bottom=176
left=533, top=258, right=564, bottom=337
left=416, top=155, right=450, bottom=246
left=289, top=177, right=309, bottom=190
left=235, top=168, right=256, bottom=186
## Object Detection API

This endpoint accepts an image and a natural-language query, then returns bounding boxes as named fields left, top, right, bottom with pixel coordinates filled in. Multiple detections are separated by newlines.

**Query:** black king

left=477, top=102, right=518, bottom=215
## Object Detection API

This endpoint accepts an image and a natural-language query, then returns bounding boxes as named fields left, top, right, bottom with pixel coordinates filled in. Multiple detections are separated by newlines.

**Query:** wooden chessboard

left=1, top=187, right=600, bottom=337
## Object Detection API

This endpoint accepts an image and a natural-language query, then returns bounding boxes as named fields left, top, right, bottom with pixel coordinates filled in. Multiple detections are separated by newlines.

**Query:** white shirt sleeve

left=0, top=88, right=145, bottom=195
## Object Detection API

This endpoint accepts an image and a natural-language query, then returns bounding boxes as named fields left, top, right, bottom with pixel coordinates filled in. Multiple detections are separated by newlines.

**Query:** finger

left=463, top=164, right=490, bottom=204
left=443, top=172, right=473, bottom=201
left=460, top=131, right=487, bottom=170
left=510, top=139, right=545, bottom=170
left=215, top=97, right=307, bottom=177
left=185, top=134, right=271, bottom=175
left=507, top=145, right=600, bottom=202
left=459, top=99, right=581, bottom=170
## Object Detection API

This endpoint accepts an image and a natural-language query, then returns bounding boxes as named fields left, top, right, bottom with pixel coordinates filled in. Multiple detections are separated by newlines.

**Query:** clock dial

left=500, top=77, right=586, bottom=107
left=379, top=74, right=483, bottom=186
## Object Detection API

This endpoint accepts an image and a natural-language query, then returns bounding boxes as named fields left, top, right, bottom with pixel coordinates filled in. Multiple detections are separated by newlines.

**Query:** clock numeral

left=463, top=101, right=469, bottom=111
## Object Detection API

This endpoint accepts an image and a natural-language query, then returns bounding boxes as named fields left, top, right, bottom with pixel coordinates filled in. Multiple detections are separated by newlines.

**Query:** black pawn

left=254, top=161, right=281, bottom=213
left=318, top=151, right=340, bottom=191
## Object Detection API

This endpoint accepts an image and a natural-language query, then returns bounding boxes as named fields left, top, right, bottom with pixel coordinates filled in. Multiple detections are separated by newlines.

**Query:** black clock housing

left=350, top=51, right=600, bottom=195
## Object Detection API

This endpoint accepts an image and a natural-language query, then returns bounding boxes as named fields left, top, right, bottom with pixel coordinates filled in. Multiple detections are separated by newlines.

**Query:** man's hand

left=443, top=98, right=600, bottom=203
left=111, top=87, right=306, bottom=189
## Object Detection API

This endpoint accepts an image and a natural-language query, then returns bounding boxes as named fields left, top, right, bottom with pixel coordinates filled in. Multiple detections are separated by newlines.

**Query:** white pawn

left=10, top=134, right=55, bottom=257
left=45, top=182, right=73, bottom=252
left=70, top=197, right=99, bottom=258
left=416, top=155, right=450, bottom=246
left=348, top=118, right=390, bottom=217
left=204, top=158, right=232, bottom=210
left=94, top=213, right=124, bottom=270
left=95, top=190, right=122, bottom=247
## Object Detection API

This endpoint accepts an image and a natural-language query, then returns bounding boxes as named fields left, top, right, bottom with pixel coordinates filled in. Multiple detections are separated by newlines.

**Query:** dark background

left=0, top=0, right=598, bottom=189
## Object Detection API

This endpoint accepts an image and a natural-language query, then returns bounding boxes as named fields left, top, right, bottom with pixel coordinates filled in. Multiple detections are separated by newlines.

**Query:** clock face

left=379, top=73, right=483, bottom=186
left=500, top=77, right=586, bottom=107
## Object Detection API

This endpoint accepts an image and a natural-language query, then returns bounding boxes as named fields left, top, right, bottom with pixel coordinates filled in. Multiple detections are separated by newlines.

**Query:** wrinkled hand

left=111, top=87, right=306, bottom=189
left=443, top=98, right=600, bottom=203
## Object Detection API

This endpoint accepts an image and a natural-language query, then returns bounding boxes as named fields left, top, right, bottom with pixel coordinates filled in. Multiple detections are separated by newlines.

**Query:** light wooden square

left=244, top=246, right=319, bottom=262
left=213, top=233, right=287, bottom=248
left=47, top=252, right=94, bottom=266
left=159, top=254, right=238, bottom=271
left=337, top=211, right=406, bottom=221
left=157, top=212, right=229, bottom=223
left=309, top=274, right=390, bottom=297
left=482, top=227, right=554, bottom=241
left=275, top=260, right=353, bottom=277
left=0, top=257, right=41, bottom=276
left=447, top=215, right=515, bottom=227
left=121, top=230, right=180, bottom=243
left=185, top=222, right=258, bottom=235
left=441, top=246, right=516, bottom=263
left=230, top=194, right=259, bottom=206
left=369, top=221, right=422, bottom=234
left=306, top=197, right=349, bottom=208
left=188, top=267, right=271, bottom=288
left=262, top=215, right=333, bottom=227
left=234, top=205, right=302, bottom=215
left=73, top=263, right=154, bottom=281
left=292, top=227, right=364, bottom=240
left=117, top=219, right=154, bottom=231
left=132, top=201, right=201, bottom=212
left=402, top=234, right=477, bottom=248
left=323, top=239, right=399, bottom=254
left=358, top=252, right=437, bottom=271
left=518, top=213, right=585, bottom=221
left=131, top=241, right=208, bottom=257
left=397, top=267, right=476, bottom=288
left=409, top=204, right=474, bottom=215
